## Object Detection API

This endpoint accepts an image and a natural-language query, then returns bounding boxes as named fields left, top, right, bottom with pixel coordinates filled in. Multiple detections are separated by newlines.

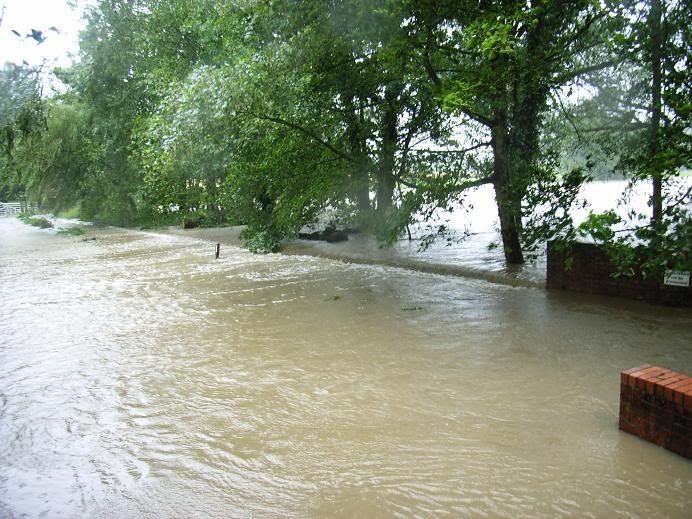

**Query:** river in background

left=281, top=179, right=659, bottom=288
left=1, top=214, right=691, bottom=518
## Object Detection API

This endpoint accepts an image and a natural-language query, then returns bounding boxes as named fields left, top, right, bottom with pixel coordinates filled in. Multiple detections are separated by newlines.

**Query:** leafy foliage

left=0, top=63, right=45, bottom=202
left=23, top=216, right=53, bottom=229
left=11, top=100, right=95, bottom=212
left=562, top=0, right=692, bottom=275
left=2, top=0, right=689, bottom=273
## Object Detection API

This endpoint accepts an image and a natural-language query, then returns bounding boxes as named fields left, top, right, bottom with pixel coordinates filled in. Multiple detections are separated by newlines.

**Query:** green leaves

left=3, top=0, right=685, bottom=277
left=240, top=227, right=282, bottom=254
left=475, top=19, right=518, bottom=61
left=577, top=210, right=622, bottom=242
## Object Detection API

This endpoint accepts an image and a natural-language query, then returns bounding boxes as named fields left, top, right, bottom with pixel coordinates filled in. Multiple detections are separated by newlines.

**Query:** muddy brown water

left=1, top=218, right=691, bottom=518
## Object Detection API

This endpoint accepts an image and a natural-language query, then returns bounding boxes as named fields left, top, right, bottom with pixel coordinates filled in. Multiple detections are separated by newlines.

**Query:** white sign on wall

left=664, top=270, right=691, bottom=287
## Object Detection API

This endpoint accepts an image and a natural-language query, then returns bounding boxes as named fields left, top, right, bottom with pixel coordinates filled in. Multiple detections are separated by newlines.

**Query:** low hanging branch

left=552, top=91, right=583, bottom=142
left=553, top=59, right=618, bottom=85
left=581, top=121, right=649, bottom=133
left=408, top=141, right=492, bottom=154
left=665, top=185, right=692, bottom=214
left=243, top=111, right=356, bottom=164
left=421, top=46, right=493, bottom=128
left=398, top=173, right=496, bottom=192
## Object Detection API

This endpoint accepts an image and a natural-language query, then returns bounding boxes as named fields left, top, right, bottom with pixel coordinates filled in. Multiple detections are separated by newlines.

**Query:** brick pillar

left=619, top=365, right=692, bottom=458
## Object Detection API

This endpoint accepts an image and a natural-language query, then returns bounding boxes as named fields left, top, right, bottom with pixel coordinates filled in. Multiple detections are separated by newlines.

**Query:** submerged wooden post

left=215, top=243, right=220, bottom=260
left=619, top=365, right=692, bottom=458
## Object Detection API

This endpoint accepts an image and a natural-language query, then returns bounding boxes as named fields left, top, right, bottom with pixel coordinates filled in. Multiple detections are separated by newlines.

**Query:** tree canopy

left=1, top=0, right=689, bottom=274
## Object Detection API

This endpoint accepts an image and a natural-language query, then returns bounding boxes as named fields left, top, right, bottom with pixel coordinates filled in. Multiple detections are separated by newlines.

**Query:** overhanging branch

left=398, top=173, right=496, bottom=192
left=554, top=59, right=617, bottom=84
left=410, top=141, right=492, bottom=154
left=244, top=111, right=356, bottom=164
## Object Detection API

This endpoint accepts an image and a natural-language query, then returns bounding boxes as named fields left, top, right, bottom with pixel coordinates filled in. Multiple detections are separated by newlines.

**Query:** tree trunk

left=345, top=102, right=371, bottom=213
left=375, top=171, right=394, bottom=213
left=354, top=175, right=371, bottom=213
left=492, top=111, right=524, bottom=265
left=376, top=89, right=398, bottom=214
left=509, top=14, right=549, bottom=215
left=649, top=0, right=664, bottom=225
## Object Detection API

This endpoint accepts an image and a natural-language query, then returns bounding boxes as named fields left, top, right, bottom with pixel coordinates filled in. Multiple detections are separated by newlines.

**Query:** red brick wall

left=619, top=365, right=692, bottom=459
left=546, top=241, right=691, bottom=306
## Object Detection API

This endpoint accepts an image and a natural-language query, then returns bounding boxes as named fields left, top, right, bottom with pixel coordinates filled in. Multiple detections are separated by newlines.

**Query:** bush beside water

left=23, top=216, right=54, bottom=229
left=241, top=228, right=281, bottom=253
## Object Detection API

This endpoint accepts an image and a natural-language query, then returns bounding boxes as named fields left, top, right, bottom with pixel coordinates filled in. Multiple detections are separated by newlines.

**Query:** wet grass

left=56, top=206, right=81, bottom=219
left=57, top=226, right=85, bottom=236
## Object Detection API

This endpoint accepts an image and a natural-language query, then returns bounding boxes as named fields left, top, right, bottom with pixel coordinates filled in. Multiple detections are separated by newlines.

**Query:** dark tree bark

left=492, top=110, right=524, bottom=265
left=345, top=100, right=371, bottom=213
left=649, top=0, right=664, bottom=225
left=376, top=89, right=398, bottom=214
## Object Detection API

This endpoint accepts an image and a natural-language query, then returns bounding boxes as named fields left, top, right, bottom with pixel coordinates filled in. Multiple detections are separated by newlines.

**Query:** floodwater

left=1, top=216, right=691, bottom=518
left=284, top=180, right=673, bottom=288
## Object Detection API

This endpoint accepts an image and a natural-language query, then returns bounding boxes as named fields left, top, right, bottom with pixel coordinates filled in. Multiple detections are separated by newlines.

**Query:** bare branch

left=554, top=59, right=617, bottom=84
left=398, top=174, right=496, bottom=192
left=666, top=185, right=692, bottom=213
left=546, top=12, right=607, bottom=63
left=409, top=141, right=491, bottom=154
left=396, top=106, right=424, bottom=179
left=581, top=122, right=648, bottom=133
left=552, top=91, right=583, bottom=142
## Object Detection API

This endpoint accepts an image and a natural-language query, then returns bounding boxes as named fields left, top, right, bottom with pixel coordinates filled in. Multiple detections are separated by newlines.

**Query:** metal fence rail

left=0, top=202, right=38, bottom=216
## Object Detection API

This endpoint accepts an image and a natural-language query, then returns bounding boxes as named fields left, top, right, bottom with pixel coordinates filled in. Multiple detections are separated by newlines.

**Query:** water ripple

left=1, top=218, right=691, bottom=517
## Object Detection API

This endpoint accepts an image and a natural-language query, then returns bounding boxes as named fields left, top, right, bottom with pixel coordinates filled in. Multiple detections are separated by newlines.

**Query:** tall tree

left=247, top=0, right=473, bottom=241
left=0, top=63, right=44, bottom=202
left=570, top=0, right=691, bottom=275
left=406, top=0, right=612, bottom=264
left=66, top=0, right=237, bottom=223
left=11, top=99, right=95, bottom=212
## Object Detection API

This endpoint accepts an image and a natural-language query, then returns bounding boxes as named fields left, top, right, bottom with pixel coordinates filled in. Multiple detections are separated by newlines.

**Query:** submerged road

left=1, top=217, right=691, bottom=517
